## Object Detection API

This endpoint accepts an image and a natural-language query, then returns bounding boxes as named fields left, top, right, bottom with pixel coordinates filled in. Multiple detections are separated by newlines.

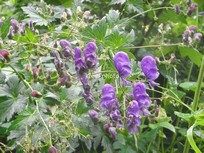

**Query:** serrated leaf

left=0, top=76, right=27, bottom=121
left=179, top=46, right=202, bottom=66
left=105, top=32, right=128, bottom=48
left=22, top=6, right=54, bottom=26
left=25, top=27, right=38, bottom=43
left=102, top=136, right=113, bottom=153
left=82, top=23, right=107, bottom=41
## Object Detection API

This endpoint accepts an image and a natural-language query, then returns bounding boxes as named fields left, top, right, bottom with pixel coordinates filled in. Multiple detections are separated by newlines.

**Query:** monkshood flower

left=10, top=19, right=19, bottom=33
left=100, top=84, right=122, bottom=127
left=84, top=41, right=98, bottom=70
left=60, top=39, right=73, bottom=58
left=82, top=91, right=94, bottom=106
left=74, top=47, right=88, bottom=77
left=80, top=76, right=91, bottom=94
left=141, top=56, right=159, bottom=88
left=52, top=50, right=63, bottom=75
left=114, top=52, right=132, bottom=86
left=126, top=82, right=151, bottom=134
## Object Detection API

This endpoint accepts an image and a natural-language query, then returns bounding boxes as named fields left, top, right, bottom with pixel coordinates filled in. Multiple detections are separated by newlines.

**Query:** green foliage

left=0, top=0, right=204, bottom=152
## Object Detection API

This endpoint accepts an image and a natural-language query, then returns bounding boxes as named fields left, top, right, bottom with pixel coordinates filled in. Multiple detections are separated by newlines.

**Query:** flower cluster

left=74, top=41, right=98, bottom=106
left=8, top=19, right=34, bottom=39
left=52, top=49, right=72, bottom=88
left=182, top=25, right=202, bottom=43
left=141, top=56, right=159, bottom=88
left=114, top=52, right=132, bottom=86
left=100, top=84, right=122, bottom=139
left=127, top=82, right=151, bottom=134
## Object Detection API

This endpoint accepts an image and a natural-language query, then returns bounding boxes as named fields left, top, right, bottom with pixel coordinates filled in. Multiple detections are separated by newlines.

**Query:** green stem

left=183, top=55, right=204, bottom=153
left=187, top=63, right=193, bottom=81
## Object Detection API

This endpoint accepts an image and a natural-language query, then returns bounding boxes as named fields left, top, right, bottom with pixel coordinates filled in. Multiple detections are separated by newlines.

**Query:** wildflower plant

left=0, top=0, right=204, bottom=153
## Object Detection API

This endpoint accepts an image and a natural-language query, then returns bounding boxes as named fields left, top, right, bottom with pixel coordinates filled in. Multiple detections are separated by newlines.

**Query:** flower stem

left=183, top=55, right=204, bottom=153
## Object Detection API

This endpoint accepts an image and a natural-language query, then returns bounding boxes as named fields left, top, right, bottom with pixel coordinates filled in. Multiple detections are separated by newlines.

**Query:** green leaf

left=0, top=76, right=27, bottom=121
left=187, top=124, right=202, bottom=153
left=149, top=121, right=175, bottom=133
left=174, top=111, right=193, bottom=122
left=82, top=22, right=107, bottom=41
left=109, top=0, right=126, bottom=5
left=22, top=6, right=54, bottom=26
left=179, top=82, right=204, bottom=92
left=102, top=136, right=113, bottom=153
left=25, top=27, right=39, bottom=43
left=0, top=17, right=11, bottom=40
left=179, top=46, right=203, bottom=66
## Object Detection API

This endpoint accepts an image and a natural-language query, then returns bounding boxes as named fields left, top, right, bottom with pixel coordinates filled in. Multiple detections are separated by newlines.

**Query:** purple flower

left=10, top=19, right=19, bottom=33
left=74, top=47, right=87, bottom=77
left=60, top=39, right=72, bottom=58
left=141, top=56, right=159, bottom=88
left=88, top=110, right=99, bottom=124
left=193, top=33, right=202, bottom=41
left=108, top=127, right=116, bottom=139
left=84, top=42, right=98, bottom=70
left=126, top=82, right=151, bottom=134
left=49, top=146, right=57, bottom=153
left=82, top=91, right=94, bottom=106
left=114, top=52, right=132, bottom=86
left=100, top=84, right=118, bottom=111
left=100, top=84, right=122, bottom=127
left=80, top=75, right=91, bottom=94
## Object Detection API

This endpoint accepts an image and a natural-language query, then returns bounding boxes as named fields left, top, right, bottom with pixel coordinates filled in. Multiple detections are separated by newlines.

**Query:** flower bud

left=10, top=19, right=19, bottom=33
left=0, top=19, right=2, bottom=27
left=103, top=123, right=110, bottom=131
left=0, top=49, right=10, bottom=60
left=8, top=26, right=14, bottom=39
left=65, top=8, right=72, bottom=19
left=49, top=146, right=57, bottom=153
left=31, top=90, right=42, bottom=98
left=187, top=3, right=197, bottom=16
left=32, top=67, right=39, bottom=79
left=88, top=110, right=99, bottom=124
left=108, top=127, right=116, bottom=139
left=19, top=24, right=25, bottom=35
left=175, top=5, right=180, bottom=14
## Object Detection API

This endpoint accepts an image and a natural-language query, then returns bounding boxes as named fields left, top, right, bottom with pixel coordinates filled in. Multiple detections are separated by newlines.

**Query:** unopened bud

left=108, top=127, right=116, bottom=140
left=187, top=3, right=197, bottom=16
left=32, top=67, right=39, bottom=79
left=0, top=49, right=10, bottom=60
left=49, top=146, right=57, bottom=153
left=175, top=4, right=180, bottom=14
left=193, top=33, right=202, bottom=41
left=88, top=110, right=99, bottom=124
left=31, top=90, right=42, bottom=98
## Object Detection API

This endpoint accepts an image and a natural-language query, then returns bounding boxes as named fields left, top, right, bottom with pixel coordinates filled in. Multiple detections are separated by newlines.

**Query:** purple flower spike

left=114, top=52, right=132, bottom=86
left=141, top=56, right=159, bottom=88
left=84, top=42, right=98, bottom=70
left=74, top=47, right=88, bottom=77
left=82, top=91, right=94, bottom=106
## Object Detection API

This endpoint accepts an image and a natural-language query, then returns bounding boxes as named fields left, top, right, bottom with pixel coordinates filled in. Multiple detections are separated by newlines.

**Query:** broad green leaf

left=179, top=46, right=203, bottom=66
left=187, top=124, right=202, bottom=153
left=25, top=27, right=39, bottom=43
left=94, top=135, right=102, bottom=150
left=149, top=121, right=175, bottom=133
left=179, top=82, right=204, bottom=92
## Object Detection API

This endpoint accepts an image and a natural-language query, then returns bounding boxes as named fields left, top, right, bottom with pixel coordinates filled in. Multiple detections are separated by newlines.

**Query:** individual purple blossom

left=74, top=47, right=87, bottom=77
left=80, top=76, right=91, bottom=94
left=108, top=127, right=116, bottom=139
left=84, top=41, right=98, bottom=70
left=49, top=146, right=57, bottom=153
left=60, top=39, right=73, bottom=58
left=10, top=19, right=19, bottom=33
left=100, top=84, right=122, bottom=127
left=52, top=50, right=63, bottom=75
left=88, top=110, right=99, bottom=124
left=82, top=91, right=94, bottom=106
left=114, top=52, right=132, bottom=86
left=8, top=26, right=14, bottom=39
left=141, top=56, right=159, bottom=88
